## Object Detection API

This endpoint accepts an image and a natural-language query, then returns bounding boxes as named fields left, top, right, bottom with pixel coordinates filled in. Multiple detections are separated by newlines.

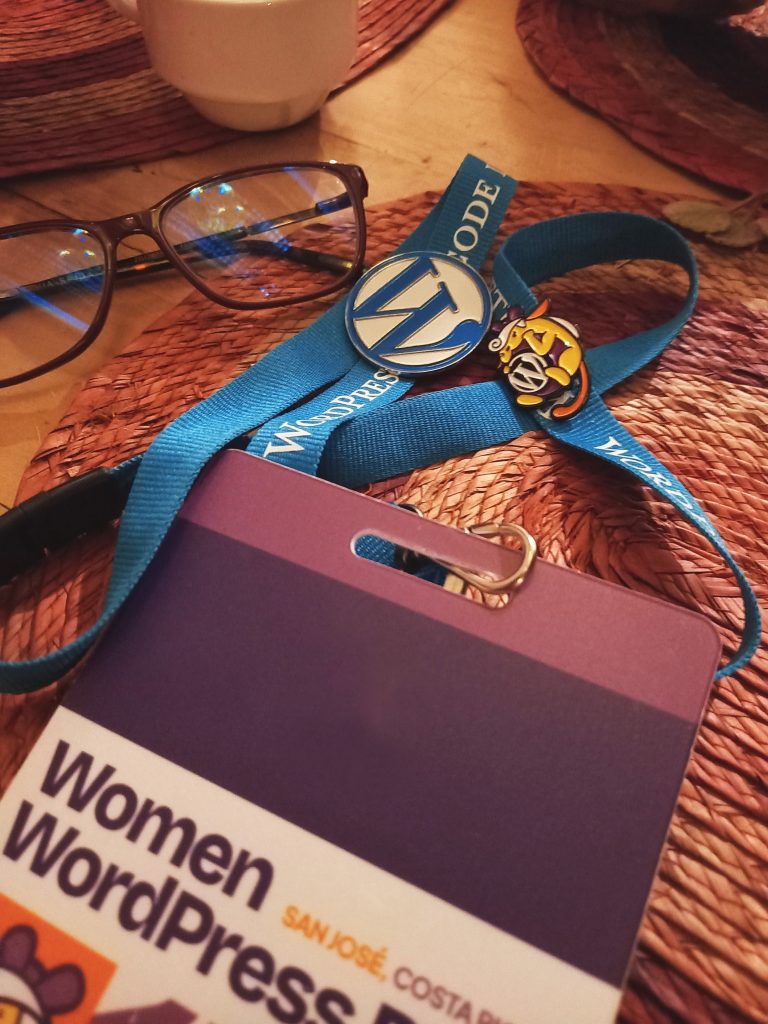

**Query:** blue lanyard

left=250, top=164, right=516, bottom=474
left=0, top=163, right=759, bottom=693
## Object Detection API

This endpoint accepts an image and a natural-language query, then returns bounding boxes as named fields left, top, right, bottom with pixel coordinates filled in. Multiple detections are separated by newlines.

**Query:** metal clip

left=392, top=504, right=537, bottom=596
left=435, top=522, right=537, bottom=595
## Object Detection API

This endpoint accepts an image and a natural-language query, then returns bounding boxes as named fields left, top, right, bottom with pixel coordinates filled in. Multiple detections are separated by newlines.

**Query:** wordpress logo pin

left=345, top=251, right=491, bottom=374
left=506, top=351, right=550, bottom=393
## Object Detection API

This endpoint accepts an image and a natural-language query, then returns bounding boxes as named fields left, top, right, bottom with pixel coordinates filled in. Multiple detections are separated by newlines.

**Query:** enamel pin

left=345, top=251, right=492, bottom=374
left=488, top=298, right=590, bottom=419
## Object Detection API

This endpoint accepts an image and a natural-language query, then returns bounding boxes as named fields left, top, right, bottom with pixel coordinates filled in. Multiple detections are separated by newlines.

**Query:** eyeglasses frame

left=0, top=160, right=369, bottom=386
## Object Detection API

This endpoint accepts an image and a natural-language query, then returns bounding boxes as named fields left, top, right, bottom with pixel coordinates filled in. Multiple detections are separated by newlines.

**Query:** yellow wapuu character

left=488, top=298, right=590, bottom=419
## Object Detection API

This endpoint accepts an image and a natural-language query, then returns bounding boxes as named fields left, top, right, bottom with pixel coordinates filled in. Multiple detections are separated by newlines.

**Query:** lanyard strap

left=544, top=395, right=760, bottom=679
left=0, top=156, right=517, bottom=694
left=250, top=161, right=517, bottom=474
left=318, top=213, right=760, bottom=678
left=322, top=212, right=701, bottom=480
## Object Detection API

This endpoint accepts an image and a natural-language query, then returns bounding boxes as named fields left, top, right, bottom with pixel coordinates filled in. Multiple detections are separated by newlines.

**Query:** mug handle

left=106, top=0, right=141, bottom=23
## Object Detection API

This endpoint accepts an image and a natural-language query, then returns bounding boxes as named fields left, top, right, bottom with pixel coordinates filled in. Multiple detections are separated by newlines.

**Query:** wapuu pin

left=345, top=252, right=492, bottom=375
left=488, top=298, right=590, bottom=419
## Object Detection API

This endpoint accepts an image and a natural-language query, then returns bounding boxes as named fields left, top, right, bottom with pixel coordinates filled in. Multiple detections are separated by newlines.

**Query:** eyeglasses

left=0, top=161, right=368, bottom=387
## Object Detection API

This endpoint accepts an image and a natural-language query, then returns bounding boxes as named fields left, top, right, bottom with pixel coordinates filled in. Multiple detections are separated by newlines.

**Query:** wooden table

left=0, top=0, right=716, bottom=509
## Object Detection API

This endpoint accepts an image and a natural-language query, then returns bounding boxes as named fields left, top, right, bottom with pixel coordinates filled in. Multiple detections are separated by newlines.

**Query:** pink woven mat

left=1, top=181, right=767, bottom=1021
left=0, top=0, right=453, bottom=179
left=517, top=0, right=768, bottom=195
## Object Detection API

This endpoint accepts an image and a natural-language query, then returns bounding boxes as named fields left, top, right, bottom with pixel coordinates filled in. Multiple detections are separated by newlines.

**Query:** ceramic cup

left=106, top=0, right=358, bottom=131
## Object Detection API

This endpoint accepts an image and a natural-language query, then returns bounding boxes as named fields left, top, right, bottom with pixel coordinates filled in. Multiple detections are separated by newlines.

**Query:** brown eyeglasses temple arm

left=114, top=235, right=353, bottom=280
left=0, top=197, right=355, bottom=305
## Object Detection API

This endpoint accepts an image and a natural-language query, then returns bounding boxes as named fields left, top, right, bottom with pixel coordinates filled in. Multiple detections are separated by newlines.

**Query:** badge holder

left=0, top=451, right=722, bottom=1024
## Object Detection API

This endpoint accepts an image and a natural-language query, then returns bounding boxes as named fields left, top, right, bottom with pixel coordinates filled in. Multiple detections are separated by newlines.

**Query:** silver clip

left=434, top=522, right=537, bottom=595
left=393, top=505, right=537, bottom=595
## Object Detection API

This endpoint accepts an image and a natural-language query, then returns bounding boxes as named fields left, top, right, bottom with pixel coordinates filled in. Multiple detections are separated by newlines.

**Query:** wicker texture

left=517, top=0, right=768, bottom=194
left=0, top=0, right=453, bottom=179
left=1, top=182, right=767, bottom=1021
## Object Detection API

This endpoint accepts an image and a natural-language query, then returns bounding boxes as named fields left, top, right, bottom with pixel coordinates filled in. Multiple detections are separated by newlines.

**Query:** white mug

left=107, top=0, right=358, bottom=131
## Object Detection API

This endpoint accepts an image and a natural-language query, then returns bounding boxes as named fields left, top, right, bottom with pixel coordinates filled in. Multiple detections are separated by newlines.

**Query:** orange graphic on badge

left=0, top=893, right=115, bottom=1024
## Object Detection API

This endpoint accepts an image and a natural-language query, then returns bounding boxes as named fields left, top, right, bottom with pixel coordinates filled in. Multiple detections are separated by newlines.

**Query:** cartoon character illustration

left=488, top=298, right=590, bottom=419
left=0, top=925, right=84, bottom=1023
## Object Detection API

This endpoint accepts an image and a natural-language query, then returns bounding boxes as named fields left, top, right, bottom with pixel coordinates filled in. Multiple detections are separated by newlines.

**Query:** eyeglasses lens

left=160, top=167, right=359, bottom=305
left=0, top=227, right=106, bottom=384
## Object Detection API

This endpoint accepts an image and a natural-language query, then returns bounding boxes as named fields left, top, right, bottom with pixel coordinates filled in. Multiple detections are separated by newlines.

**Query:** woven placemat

left=517, top=0, right=768, bottom=195
left=1, top=181, right=767, bottom=1021
left=0, top=0, right=453, bottom=180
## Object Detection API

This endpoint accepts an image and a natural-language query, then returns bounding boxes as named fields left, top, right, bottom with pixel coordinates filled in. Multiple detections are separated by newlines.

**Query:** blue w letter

left=353, top=256, right=459, bottom=357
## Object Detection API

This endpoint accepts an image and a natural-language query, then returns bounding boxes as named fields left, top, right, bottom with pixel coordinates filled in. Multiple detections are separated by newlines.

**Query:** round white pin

left=345, top=251, right=492, bottom=374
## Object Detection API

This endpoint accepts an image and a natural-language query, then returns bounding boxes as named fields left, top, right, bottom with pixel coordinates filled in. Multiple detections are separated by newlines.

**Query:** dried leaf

left=705, top=216, right=764, bottom=249
left=663, top=200, right=732, bottom=234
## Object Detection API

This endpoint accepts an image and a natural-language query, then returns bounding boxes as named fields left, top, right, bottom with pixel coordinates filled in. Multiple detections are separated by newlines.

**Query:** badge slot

left=351, top=520, right=537, bottom=607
